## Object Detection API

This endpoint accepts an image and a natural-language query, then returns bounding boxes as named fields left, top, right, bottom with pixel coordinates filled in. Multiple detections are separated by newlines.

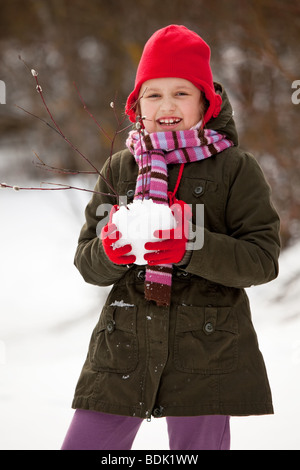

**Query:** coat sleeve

left=186, top=152, right=281, bottom=288
left=74, top=153, right=130, bottom=286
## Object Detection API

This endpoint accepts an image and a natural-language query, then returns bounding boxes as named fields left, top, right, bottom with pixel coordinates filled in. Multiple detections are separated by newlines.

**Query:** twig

left=33, top=152, right=97, bottom=175
left=136, top=114, right=150, bottom=200
left=17, top=55, right=119, bottom=198
left=73, top=82, right=132, bottom=182
left=0, top=181, right=117, bottom=197
left=14, top=57, right=151, bottom=203
left=73, top=81, right=113, bottom=142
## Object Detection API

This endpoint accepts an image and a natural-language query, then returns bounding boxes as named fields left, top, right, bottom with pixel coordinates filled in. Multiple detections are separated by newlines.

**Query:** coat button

left=137, top=269, right=145, bottom=281
left=204, top=321, right=214, bottom=334
left=152, top=406, right=164, bottom=418
left=194, top=185, right=203, bottom=195
left=176, top=270, right=190, bottom=278
left=126, top=189, right=135, bottom=199
left=106, top=320, right=115, bottom=334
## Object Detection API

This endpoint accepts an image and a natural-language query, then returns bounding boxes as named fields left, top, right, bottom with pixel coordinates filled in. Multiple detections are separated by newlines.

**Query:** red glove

left=144, top=200, right=192, bottom=265
left=101, top=205, right=136, bottom=265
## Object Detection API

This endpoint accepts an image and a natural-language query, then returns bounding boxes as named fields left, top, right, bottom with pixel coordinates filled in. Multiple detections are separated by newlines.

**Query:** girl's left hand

left=144, top=200, right=192, bottom=265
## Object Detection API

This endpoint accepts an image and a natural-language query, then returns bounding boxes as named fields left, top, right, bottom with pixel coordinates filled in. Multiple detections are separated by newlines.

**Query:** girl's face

left=138, top=77, right=204, bottom=133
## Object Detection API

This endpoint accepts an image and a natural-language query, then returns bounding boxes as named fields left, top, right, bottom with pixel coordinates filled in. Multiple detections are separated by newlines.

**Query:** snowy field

left=0, top=182, right=300, bottom=450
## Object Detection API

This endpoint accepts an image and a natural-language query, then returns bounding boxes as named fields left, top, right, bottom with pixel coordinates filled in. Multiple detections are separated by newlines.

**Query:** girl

left=61, top=25, right=280, bottom=450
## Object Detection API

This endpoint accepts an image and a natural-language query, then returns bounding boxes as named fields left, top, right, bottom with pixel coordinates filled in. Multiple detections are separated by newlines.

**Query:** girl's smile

left=138, top=77, right=204, bottom=133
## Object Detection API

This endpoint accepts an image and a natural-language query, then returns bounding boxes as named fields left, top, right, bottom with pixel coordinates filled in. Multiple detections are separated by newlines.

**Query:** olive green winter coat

left=71, top=84, right=280, bottom=418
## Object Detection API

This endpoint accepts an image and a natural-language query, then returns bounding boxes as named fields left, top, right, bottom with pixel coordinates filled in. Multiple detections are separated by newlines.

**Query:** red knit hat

left=125, top=25, right=222, bottom=125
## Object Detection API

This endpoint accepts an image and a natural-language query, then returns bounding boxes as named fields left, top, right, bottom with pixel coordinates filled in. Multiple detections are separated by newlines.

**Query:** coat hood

left=207, top=83, right=238, bottom=146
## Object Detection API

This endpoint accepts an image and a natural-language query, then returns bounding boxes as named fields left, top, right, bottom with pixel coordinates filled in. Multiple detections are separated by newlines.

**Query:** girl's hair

left=201, top=91, right=210, bottom=116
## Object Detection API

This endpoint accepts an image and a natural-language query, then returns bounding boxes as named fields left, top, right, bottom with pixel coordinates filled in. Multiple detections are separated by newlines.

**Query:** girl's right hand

left=100, top=205, right=136, bottom=265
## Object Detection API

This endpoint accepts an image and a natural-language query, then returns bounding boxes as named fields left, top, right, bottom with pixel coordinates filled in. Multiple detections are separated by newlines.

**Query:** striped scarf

left=126, top=128, right=233, bottom=306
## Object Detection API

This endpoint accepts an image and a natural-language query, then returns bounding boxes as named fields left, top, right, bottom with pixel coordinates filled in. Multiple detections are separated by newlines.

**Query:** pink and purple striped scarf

left=126, top=128, right=233, bottom=306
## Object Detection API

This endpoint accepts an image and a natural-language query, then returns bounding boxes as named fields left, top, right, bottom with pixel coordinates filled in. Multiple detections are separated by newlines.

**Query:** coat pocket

left=174, top=305, right=238, bottom=374
left=91, top=304, right=138, bottom=373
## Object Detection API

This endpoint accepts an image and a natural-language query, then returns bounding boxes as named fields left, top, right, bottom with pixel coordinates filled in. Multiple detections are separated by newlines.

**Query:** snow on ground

left=0, top=184, right=300, bottom=450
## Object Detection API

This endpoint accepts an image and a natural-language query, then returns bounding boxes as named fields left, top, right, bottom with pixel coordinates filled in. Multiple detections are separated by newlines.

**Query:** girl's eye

left=145, top=91, right=189, bottom=98
left=146, top=93, right=160, bottom=98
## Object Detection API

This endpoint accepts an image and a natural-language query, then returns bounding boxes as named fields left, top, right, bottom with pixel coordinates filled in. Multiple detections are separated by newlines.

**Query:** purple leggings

left=61, top=409, right=230, bottom=450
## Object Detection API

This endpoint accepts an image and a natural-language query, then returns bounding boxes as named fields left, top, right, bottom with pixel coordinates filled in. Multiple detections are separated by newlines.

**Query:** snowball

left=112, top=199, right=176, bottom=265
